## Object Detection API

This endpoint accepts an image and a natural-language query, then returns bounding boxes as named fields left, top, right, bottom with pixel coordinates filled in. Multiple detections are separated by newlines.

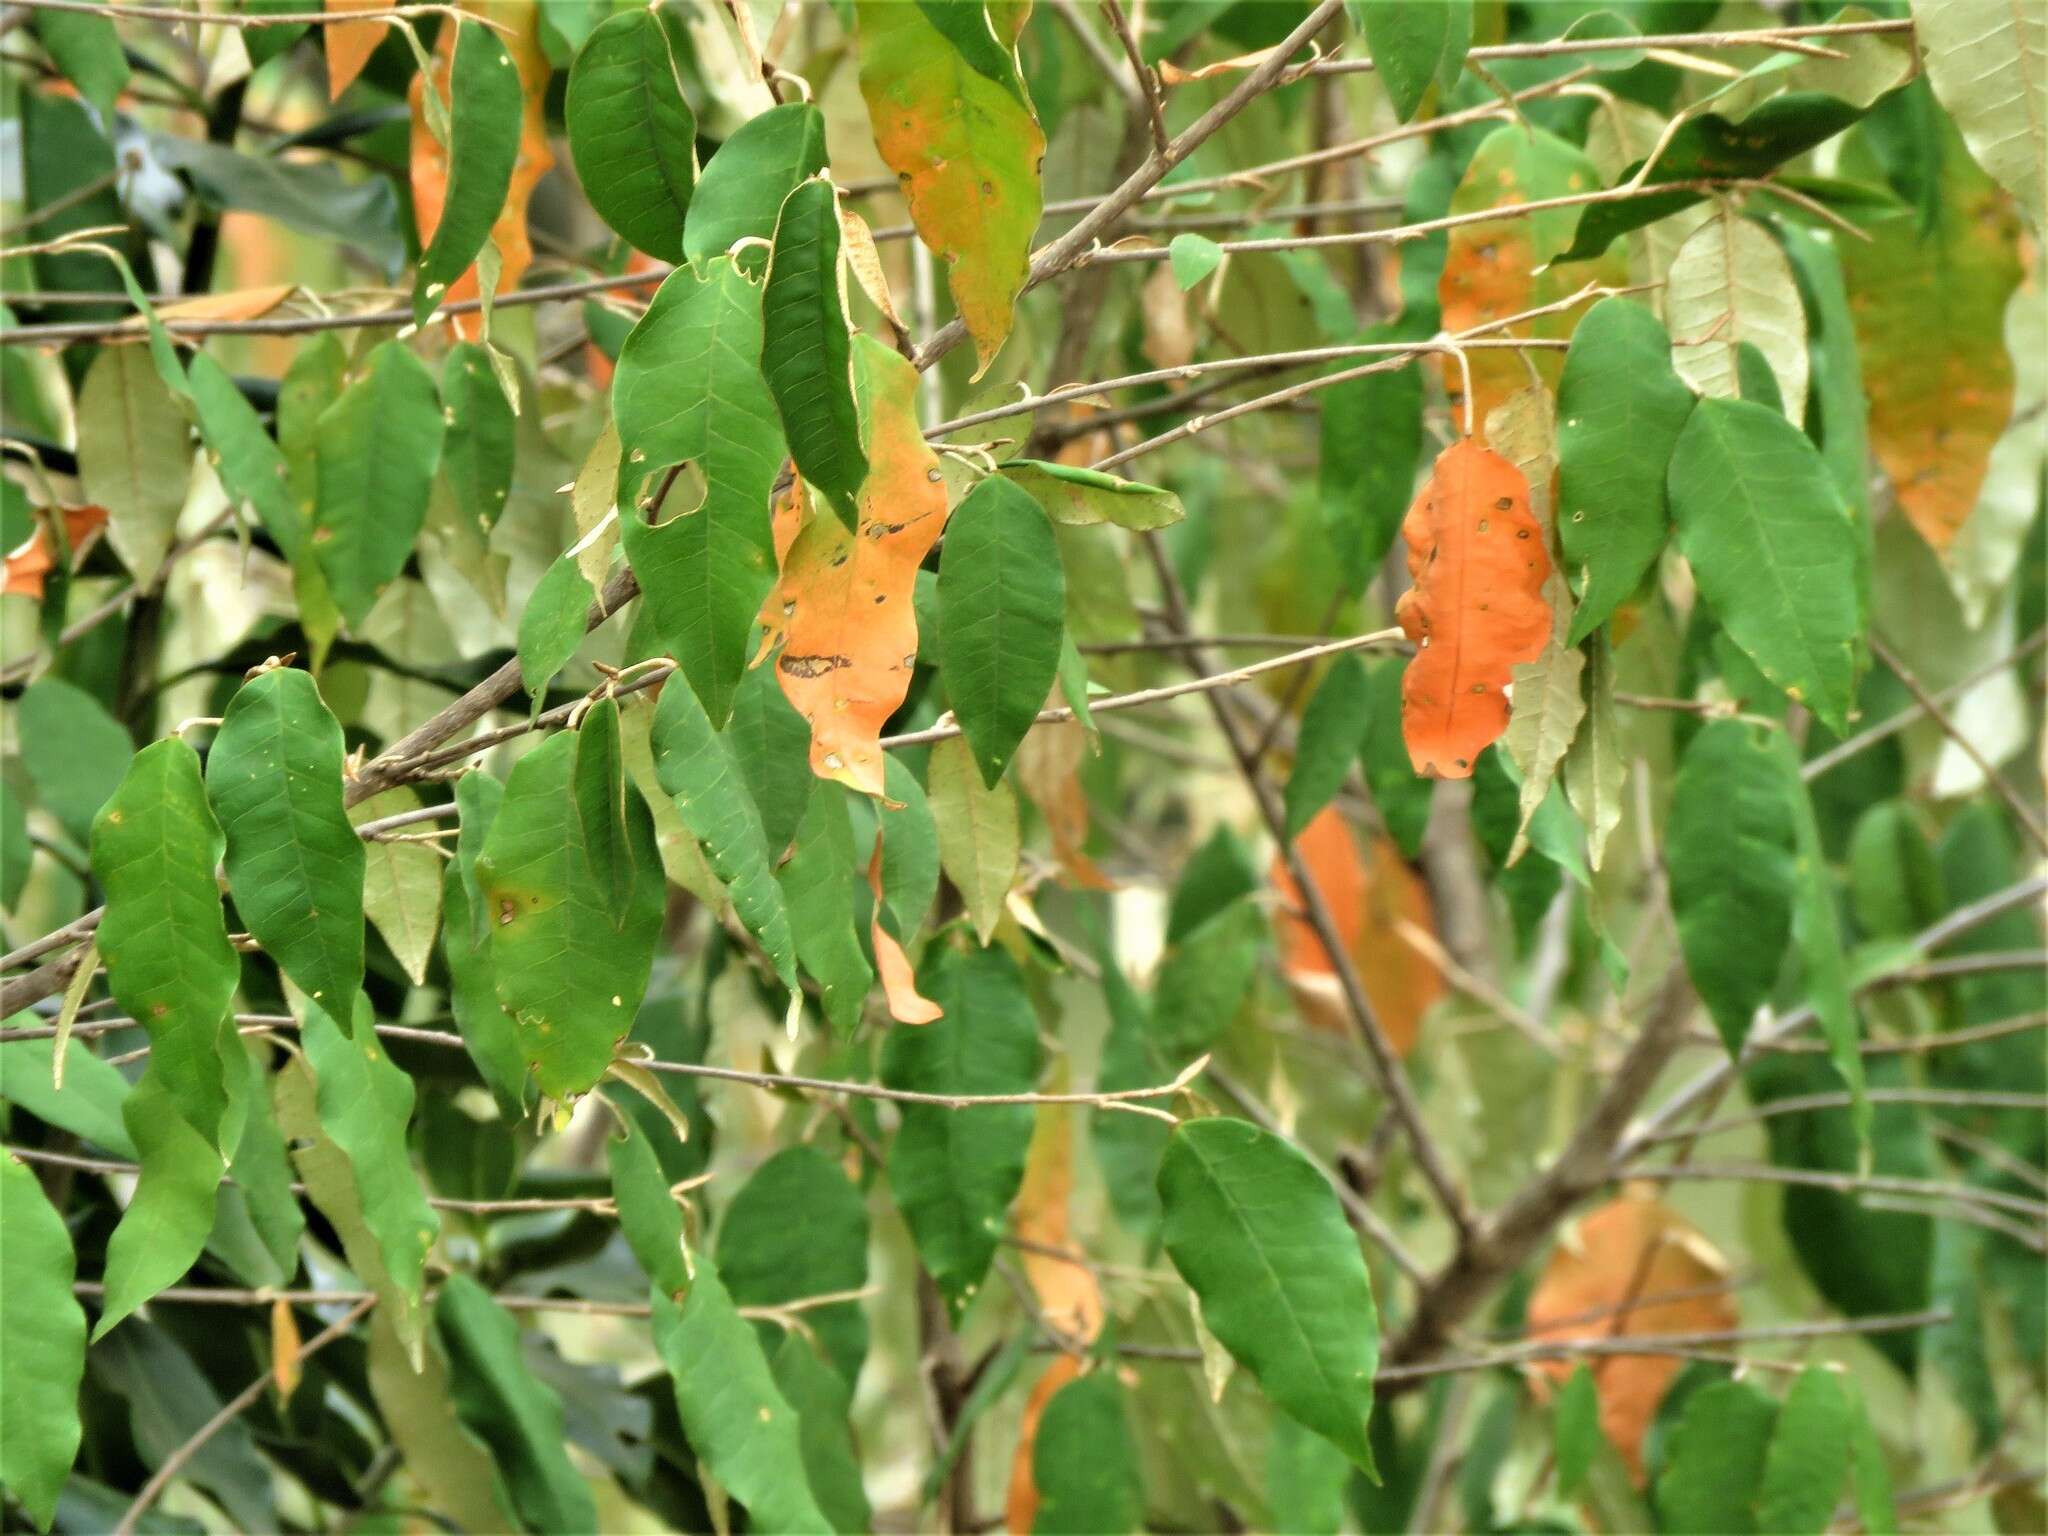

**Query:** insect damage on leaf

left=1395, top=438, right=1554, bottom=778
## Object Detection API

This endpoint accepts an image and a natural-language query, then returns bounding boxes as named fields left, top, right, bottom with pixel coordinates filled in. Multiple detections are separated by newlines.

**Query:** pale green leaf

left=0, top=1153, right=86, bottom=1530
left=1666, top=205, right=1809, bottom=419
left=349, top=787, right=442, bottom=987
left=1913, top=0, right=2047, bottom=232
left=927, top=734, right=1019, bottom=945
left=78, top=341, right=189, bottom=589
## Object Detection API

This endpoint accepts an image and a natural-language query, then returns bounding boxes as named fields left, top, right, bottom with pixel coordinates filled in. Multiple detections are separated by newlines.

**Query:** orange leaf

left=4, top=504, right=109, bottom=601
left=271, top=1297, right=303, bottom=1404
left=1006, top=1354, right=1083, bottom=1535
left=1012, top=1097, right=1106, bottom=1344
left=1272, top=809, right=1442, bottom=1056
left=866, top=841, right=942, bottom=1025
left=757, top=339, right=948, bottom=799
left=1524, top=1191, right=1738, bottom=1485
left=407, top=1, right=553, bottom=341
left=324, top=0, right=389, bottom=100
left=1394, top=438, right=1553, bottom=778
left=152, top=284, right=298, bottom=326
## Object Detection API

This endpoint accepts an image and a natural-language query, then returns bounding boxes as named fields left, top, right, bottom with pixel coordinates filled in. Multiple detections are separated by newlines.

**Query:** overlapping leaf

left=764, top=177, right=867, bottom=515
left=412, top=19, right=522, bottom=323
left=1665, top=205, right=1809, bottom=418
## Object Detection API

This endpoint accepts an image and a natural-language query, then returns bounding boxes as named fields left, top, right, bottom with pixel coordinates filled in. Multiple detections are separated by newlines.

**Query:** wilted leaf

left=1013, top=1097, right=1106, bottom=1345
left=323, top=0, right=387, bottom=97
left=1395, top=437, right=1554, bottom=778
left=1665, top=204, right=1809, bottom=418
left=928, top=734, right=1020, bottom=945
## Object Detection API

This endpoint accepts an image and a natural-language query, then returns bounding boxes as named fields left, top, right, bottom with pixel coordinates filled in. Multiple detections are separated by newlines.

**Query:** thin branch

left=1099, top=0, right=1170, bottom=157
left=1639, top=1163, right=2048, bottom=1224
left=1633, top=1088, right=2048, bottom=1147
left=1303, top=16, right=1911, bottom=76
left=1803, top=628, right=2046, bottom=779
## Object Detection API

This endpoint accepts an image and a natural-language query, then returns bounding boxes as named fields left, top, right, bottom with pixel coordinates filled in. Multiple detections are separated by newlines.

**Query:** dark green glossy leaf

left=566, top=7, right=696, bottom=263
left=764, top=177, right=866, bottom=515
left=207, top=667, right=365, bottom=1020
left=91, top=740, right=236, bottom=1147
left=1158, top=1117, right=1379, bottom=1474
left=614, top=258, right=787, bottom=725
left=1320, top=325, right=1423, bottom=594
left=412, top=20, right=522, bottom=324
left=684, top=102, right=829, bottom=269
left=440, top=341, right=515, bottom=531
left=312, top=340, right=447, bottom=627
left=1555, top=297, right=1695, bottom=643
left=0, top=1152, right=86, bottom=1530
left=881, top=944, right=1042, bottom=1320
left=937, top=475, right=1065, bottom=786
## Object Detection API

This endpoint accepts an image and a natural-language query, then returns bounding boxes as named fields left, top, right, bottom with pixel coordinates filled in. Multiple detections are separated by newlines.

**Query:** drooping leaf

left=724, top=665, right=816, bottom=857
left=759, top=336, right=950, bottom=797
left=1526, top=1193, right=1739, bottom=1485
left=1667, top=719, right=1797, bottom=1055
left=1157, top=1117, right=1380, bottom=1473
left=412, top=20, right=522, bottom=323
left=1362, top=0, right=1471, bottom=122
left=91, top=740, right=236, bottom=1146
left=614, top=257, right=787, bottom=726
left=998, top=459, right=1186, bottom=531
left=1842, top=117, right=2023, bottom=555
left=1912, top=0, right=2046, bottom=232
left=651, top=676, right=798, bottom=991
left=1438, top=125, right=1627, bottom=426
left=1555, top=297, right=1696, bottom=642
left=1394, top=437, right=1553, bottom=778
left=683, top=101, right=829, bottom=268
left=928, top=733, right=1021, bottom=944
left=1320, top=324, right=1425, bottom=594
left=718, top=1145, right=871, bottom=1390
left=652, top=1261, right=832, bottom=1534
left=440, top=340, right=516, bottom=532
left=348, top=787, right=442, bottom=987
left=1007, top=1355, right=1081, bottom=1534
left=78, top=341, right=189, bottom=590
left=1655, top=1379, right=1779, bottom=1534
left=1667, top=397, right=1862, bottom=732
left=937, top=475, right=1066, bottom=786
left=764, top=177, right=867, bottom=515
left=1283, top=656, right=1373, bottom=843
left=0, top=1153, right=86, bottom=1531
left=474, top=729, right=664, bottom=1100
left=435, top=1274, right=600, bottom=1534
left=566, top=7, right=696, bottom=263
left=1032, top=1369, right=1143, bottom=1535
left=881, top=943, right=1043, bottom=1321
left=312, top=340, right=447, bottom=627
left=207, top=666, right=365, bottom=1019
left=1665, top=204, right=1810, bottom=419
left=856, top=0, right=1045, bottom=375
left=93, top=1071, right=224, bottom=1340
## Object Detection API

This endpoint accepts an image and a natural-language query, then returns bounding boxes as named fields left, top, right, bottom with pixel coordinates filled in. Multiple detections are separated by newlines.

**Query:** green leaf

left=1667, top=397, right=1862, bottom=733
left=348, top=786, right=442, bottom=986
left=1758, top=1367, right=1853, bottom=1535
left=1847, top=1385, right=1899, bottom=1535
left=1666, top=207, right=1809, bottom=419
left=1667, top=720, right=1797, bottom=1055
left=1320, top=324, right=1423, bottom=595
left=94, top=1071, right=224, bottom=1340
left=876, top=754, right=939, bottom=935
left=1169, top=232, right=1224, bottom=289
left=220, top=1042, right=303, bottom=1282
left=442, top=784, right=530, bottom=1117
left=78, top=341, right=189, bottom=590
left=364, top=1307, right=514, bottom=1536
left=1363, top=0, right=1471, bottom=121
left=1267, top=1411, right=1351, bottom=1536
left=150, top=133, right=404, bottom=277
left=1157, top=1117, right=1380, bottom=1474
left=927, top=734, right=1019, bottom=945
left=435, top=1273, right=600, bottom=1535
left=1655, top=1379, right=1778, bottom=1535
left=1000, top=459, right=1186, bottom=531
left=1093, top=953, right=1170, bottom=1244
left=1913, top=0, right=2046, bottom=232
left=718, top=1145, right=871, bottom=1390
left=32, top=7, right=129, bottom=125
left=188, top=351, right=304, bottom=561
left=0, top=1038, right=135, bottom=1157
left=1152, top=899, right=1264, bottom=1060
left=651, top=1260, right=832, bottom=1535
left=650, top=675, right=798, bottom=991
left=772, top=1335, right=874, bottom=1536
left=566, top=7, right=697, bottom=263
left=776, top=782, right=874, bottom=1034
left=726, top=664, right=816, bottom=857
left=207, top=666, right=365, bottom=1018
left=607, top=1124, right=688, bottom=1297
left=515, top=554, right=594, bottom=710
left=1283, top=655, right=1373, bottom=843
left=683, top=102, right=829, bottom=268
left=572, top=697, right=639, bottom=927
left=91, top=739, right=237, bottom=1146
left=614, top=257, right=787, bottom=725
left=1553, top=1362, right=1602, bottom=1499
left=937, top=475, right=1065, bottom=786
left=312, top=340, right=447, bottom=627
left=1034, top=1369, right=1144, bottom=1535
left=880, top=944, right=1042, bottom=1321
left=301, top=995, right=438, bottom=1346
left=475, top=729, right=664, bottom=1100
left=1364, top=659, right=1433, bottom=858
left=412, top=20, right=522, bottom=324
left=0, top=1153, right=86, bottom=1530
left=764, top=177, right=867, bottom=515
left=17, top=677, right=131, bottom=846
left=440, top=341, right=516, bottom=532
left=1555, top=297, right=1695, bottom=643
